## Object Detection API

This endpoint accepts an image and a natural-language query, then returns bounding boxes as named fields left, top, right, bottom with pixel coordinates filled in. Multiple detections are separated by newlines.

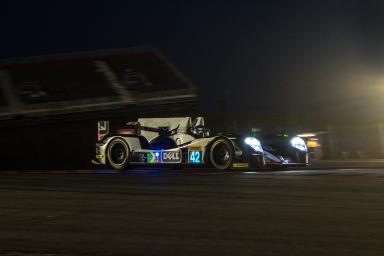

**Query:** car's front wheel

left=107, top=138, right=130, bottom=170
left=209, top=138, right=234, bottom=170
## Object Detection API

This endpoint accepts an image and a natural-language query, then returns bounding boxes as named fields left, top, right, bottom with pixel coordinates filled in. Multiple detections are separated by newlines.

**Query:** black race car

left=258, top=134, right=309, bottom=168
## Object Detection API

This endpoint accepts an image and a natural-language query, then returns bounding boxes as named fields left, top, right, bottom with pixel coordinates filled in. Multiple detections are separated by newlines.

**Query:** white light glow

left=297, top=133, right=316, bottom=138
left=291, top=137, right=307, bottom=151
left=244, top=137, right=263, bottom=152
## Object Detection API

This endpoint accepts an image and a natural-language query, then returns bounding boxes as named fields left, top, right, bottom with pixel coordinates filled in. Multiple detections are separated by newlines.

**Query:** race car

left=258, top=133, right=309, bottom=168
left=94, top=117, right=265, bottom=170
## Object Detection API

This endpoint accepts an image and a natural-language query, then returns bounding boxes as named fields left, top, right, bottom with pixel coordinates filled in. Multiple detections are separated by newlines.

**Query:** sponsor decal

left=162, top=150, right=181, bottom=163
left=147, top=152, right=161, bottom=163
left=232, top=162, right=249, bottom=168
left=188, top=150, right=201, bottom=164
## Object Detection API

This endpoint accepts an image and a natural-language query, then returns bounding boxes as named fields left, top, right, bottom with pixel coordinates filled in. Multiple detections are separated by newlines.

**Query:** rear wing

left=97, top=121, right=109, bottom=141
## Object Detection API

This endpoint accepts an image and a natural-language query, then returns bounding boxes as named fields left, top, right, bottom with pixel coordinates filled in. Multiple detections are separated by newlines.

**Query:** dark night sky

left=2, top=1, right=384, bottom=122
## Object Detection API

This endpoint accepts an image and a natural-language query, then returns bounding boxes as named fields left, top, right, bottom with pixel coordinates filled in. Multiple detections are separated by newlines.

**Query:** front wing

left=263, top=150, right=309, bottom=167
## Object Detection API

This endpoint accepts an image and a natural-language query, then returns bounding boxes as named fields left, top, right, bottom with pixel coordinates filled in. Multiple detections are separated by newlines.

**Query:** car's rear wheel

left=209, top=138, right=234, bottom=170
left=107, top=138, right=130, bottom=170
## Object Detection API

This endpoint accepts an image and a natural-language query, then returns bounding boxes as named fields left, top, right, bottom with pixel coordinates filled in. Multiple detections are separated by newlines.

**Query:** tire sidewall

left=209, top=138, right=234, bottom=170
left=107, top=138, right=130, bottom=170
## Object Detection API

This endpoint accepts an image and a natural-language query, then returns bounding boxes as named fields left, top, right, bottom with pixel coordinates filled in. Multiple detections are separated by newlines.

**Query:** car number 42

left=188, top=150, right=201, bottom=163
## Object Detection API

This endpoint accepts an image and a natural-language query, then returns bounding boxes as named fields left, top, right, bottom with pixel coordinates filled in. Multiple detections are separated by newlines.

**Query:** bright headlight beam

left=291, top=137, right=307, bottom=151
left=244, top=137, right=263, bottom=152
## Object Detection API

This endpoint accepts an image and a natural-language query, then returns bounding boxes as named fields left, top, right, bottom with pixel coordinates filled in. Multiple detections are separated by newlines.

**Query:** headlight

left=291, top=137, right=307, bottom=151
left=244, top=137, right=263, bottom=152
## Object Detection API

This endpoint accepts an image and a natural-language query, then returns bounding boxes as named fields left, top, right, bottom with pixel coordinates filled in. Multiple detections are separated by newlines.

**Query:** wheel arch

left=206, top=136, right=235, bottom=153
left=105, top=135, right=143, bottom=152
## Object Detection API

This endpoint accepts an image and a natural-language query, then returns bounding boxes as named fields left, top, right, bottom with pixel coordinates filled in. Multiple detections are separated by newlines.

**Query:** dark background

left=2, top=0, right=384, bottom=166
left=2, top=0, right=384, bottom=123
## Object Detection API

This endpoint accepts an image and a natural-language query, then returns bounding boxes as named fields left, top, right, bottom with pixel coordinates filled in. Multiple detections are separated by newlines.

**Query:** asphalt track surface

left=1, top=168, right=384, bottom=256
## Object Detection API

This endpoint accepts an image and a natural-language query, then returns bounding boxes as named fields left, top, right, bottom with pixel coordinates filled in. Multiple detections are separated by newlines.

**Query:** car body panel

left=260, top=135, right=309, bottom=168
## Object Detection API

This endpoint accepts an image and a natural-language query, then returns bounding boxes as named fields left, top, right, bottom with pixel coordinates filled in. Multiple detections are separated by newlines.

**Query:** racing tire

left=107, top=138, right=130, bottom=170
left=209, top=138, right=234, bottom=170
